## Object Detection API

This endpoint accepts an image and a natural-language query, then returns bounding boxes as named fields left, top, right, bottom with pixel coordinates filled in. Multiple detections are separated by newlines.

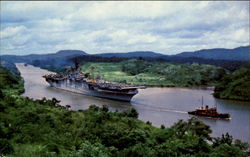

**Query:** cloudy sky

left=0, top=1, right=249, bottom=55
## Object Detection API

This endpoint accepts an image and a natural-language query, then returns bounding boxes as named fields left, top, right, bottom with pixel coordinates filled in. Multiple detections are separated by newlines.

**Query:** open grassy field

left=81, top=62, right=168, bottom=86
left=81, top=60, right=226, bottom=87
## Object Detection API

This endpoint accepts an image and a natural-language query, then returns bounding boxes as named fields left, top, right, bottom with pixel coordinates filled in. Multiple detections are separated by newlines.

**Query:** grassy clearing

left=81, top=60, right=226, bottom=87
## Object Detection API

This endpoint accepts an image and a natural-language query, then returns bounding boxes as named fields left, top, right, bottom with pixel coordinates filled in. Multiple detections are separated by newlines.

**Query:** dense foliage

left=0, top=67, right=24, bottom=96
left=81, top=60, right=226, bottom=87
left=214, top=68, right=250, bottom=101
left=0, top=66, right=249, bottom=156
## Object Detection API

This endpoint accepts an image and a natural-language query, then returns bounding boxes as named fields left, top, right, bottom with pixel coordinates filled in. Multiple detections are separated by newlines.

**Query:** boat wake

left=132, top=102, right=188, bottom=114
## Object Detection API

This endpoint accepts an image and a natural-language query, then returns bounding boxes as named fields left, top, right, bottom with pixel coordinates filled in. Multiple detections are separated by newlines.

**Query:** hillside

left=214, top=68, right=250, bottom=101
left=81, top=60, right=226, bottom=87
left=0, top=50, right=87, bottom=73
left=0, top=66, right=249, bottom=156
left=176, top=46, right=250, bottom=61
left=1, top=50, right=87, bottom=63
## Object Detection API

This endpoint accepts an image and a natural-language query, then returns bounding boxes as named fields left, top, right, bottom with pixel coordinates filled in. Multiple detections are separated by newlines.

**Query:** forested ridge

left=0, top=66, right=249, bottom=156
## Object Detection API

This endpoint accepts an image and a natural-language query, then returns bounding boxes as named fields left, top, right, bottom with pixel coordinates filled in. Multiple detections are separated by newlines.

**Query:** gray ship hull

left=46, top=79, right=137, bottom=102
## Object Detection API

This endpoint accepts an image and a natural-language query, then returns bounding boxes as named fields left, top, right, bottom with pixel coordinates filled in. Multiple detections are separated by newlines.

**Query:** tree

left=212, top=133, right=233, bottom=147
left=0, top=139, right=14, bottom=155
left=122, top=108, right=139, bottom=118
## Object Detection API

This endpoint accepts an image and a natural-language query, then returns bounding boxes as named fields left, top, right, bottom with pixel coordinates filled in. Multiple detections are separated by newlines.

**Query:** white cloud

left=232, top=28, right=249, bottom=41
left=0, top=1, right=249, bottom=55
left=0, top=26, right=27, bottom=38
left=66, top=2, right=170, bottom=21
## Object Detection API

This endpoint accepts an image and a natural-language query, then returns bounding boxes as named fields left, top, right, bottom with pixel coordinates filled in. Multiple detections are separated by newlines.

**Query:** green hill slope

left=81, top=60, right=226, bottom=87
left=214, top=68, right=250, bottom=101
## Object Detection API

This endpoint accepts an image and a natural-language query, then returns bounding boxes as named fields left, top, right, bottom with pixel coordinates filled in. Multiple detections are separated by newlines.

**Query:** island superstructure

left=43, top=63, right=144, bottom=101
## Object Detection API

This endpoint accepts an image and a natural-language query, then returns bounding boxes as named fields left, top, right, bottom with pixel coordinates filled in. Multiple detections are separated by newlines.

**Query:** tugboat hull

left=188, top=111, right=230, bottom=119
left=188, top=97, right=231, bottom=119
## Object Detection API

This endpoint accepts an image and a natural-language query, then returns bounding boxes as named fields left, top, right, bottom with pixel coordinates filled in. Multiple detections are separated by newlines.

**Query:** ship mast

left=202, top=96, right=203, bottom=108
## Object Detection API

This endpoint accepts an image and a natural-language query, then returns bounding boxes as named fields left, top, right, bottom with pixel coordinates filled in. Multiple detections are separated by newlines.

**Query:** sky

left=0, top=1, right=249, bottom=55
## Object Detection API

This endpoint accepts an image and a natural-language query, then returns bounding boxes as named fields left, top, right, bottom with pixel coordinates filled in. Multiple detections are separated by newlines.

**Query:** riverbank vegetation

left=81, top=60, right=226, bottom=87
left=214, top=68, right=250, bottom=101
left=1, top=66, right=249, bottom=156
left=0, top=67, right=24, bottom=96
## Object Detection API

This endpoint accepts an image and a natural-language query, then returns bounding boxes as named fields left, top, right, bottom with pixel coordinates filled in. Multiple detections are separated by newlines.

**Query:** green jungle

left=81, top=60, right=250, bottom=101
left=1, top=65, right=250, bottom=156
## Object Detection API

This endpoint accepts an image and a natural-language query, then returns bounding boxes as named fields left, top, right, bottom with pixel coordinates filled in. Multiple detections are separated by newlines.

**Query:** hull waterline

left=47, top=80, right=137, bottom=102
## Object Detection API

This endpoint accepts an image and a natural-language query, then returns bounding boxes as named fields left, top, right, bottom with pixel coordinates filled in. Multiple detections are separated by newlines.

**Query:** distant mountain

left=175, top=46, right=250, bottom=61
left=1, top=46, right=250, bottom=74
left=94, top=46, right=250, bottom=61
left=95, top=51, right=165, bottom=58
left=0, top=50, right=87, bottom=73
left=23, top=49, right=87, bottom=60
left=1, top=50, right=87, bottom=62
left=55, top=50, right=87, bottom=57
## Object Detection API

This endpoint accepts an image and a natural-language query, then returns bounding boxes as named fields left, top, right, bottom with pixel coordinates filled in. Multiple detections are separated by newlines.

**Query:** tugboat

left=188, top=97, right=231, bottom=119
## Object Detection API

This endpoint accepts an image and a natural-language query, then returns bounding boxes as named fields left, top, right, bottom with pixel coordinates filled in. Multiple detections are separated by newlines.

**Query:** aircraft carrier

left=43, top=63, right=143, bottom=101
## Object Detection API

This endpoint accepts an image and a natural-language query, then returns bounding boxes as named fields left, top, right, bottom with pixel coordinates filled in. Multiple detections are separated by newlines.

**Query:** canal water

left=16, top=63, right=250, bottom=143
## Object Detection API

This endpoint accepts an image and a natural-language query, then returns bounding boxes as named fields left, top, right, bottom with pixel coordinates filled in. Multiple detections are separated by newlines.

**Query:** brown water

left=16, top=63, right=250, bottom=143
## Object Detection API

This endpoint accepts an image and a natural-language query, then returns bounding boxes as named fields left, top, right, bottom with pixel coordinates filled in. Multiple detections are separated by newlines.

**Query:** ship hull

left=46, top=79, right=137, bottom=102
left=188, top=111, right=230, bottom=119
